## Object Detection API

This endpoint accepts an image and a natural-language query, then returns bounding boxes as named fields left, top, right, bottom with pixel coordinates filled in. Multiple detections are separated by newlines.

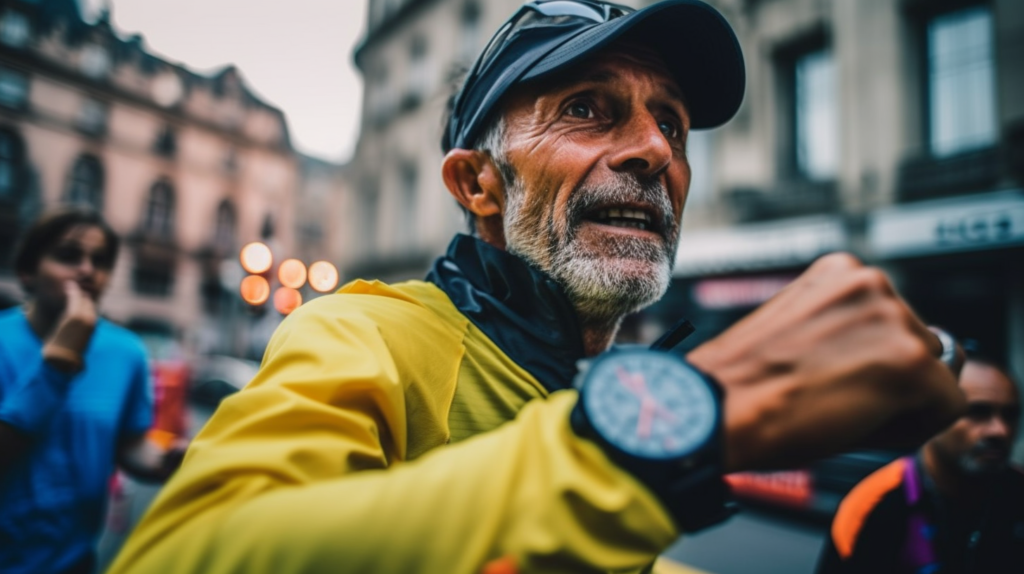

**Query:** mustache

left=969, top=437, right=1009, bottom=457
left=564, top=173, right=677, bottom=241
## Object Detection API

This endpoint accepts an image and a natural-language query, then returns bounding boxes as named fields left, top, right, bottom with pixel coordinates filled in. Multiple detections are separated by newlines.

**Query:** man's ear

left=441, top=149, right=504, bottom=219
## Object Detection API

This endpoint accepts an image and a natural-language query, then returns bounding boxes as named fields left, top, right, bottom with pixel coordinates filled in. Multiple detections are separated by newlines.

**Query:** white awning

left=673, top=215, right=848, bottom=277
left=868, top=189, right=1024, bottom=258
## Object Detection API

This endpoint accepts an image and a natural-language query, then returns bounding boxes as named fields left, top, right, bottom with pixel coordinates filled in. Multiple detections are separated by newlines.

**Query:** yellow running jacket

left=108, top=239, right=681, bottom=574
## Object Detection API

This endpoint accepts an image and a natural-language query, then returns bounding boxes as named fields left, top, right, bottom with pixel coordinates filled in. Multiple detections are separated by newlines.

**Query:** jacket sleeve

left=816, top=460, right=907, bottom=574
left=107, top=293, right=679, bottom=574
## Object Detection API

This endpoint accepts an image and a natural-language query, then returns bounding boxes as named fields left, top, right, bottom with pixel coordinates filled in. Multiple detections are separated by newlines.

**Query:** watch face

left=583, top=350, right=717, bottom=460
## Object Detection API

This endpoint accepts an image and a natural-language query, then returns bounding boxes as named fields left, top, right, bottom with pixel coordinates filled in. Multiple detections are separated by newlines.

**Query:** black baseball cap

left=442, top=0, right=746, bottom=152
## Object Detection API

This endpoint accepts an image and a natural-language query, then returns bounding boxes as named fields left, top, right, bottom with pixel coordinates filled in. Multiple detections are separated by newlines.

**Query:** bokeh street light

left=240, top=242, right=273, bottom=274
left=308, top=261, right=339, bottom=293
left=278, top=259, right=307, bottom=289
left=238, top=245, right=338, bottom=316
left=240, top=275, right=270, bottom=305
left=273, top=287, right=303, bottom=315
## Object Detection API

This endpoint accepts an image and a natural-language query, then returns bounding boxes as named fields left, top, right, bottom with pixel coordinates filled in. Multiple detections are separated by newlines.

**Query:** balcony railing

left=725, top=179, right=839, bottom=223
left=896, top=146, right=1000, bottom=203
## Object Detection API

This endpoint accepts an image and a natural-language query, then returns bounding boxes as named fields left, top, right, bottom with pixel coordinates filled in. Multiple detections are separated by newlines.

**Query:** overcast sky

left=81, top=0, right=367, bottom=163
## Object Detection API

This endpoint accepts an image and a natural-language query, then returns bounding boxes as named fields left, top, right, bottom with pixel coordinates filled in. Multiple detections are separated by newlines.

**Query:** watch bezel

left=578, top=349, right=720, bottom=462
left=570, top=347, right=735, bottom=533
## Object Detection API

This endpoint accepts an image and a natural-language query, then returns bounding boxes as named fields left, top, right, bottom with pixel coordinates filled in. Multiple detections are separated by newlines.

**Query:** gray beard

left=501, top=169, right=679, bottom=325
left=957, top=439, right=1010, bottom=476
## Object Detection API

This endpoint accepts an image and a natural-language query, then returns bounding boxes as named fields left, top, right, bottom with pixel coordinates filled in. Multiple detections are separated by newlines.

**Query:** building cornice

left=4, top=1, right=294, bottom=150
left=0, top=47, right=292, bottom=155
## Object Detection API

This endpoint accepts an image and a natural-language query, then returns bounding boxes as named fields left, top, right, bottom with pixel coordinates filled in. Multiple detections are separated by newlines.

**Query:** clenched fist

left=688, top=253, right=965, bottom=473
left=42, top=281, right=98, bottom=372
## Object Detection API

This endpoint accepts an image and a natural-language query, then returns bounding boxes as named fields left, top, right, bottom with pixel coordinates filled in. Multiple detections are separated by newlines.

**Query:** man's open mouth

left=588, top=207, right=656, bottom=232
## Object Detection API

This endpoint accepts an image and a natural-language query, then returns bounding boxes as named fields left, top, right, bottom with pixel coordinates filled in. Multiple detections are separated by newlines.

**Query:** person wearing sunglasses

left=111, top=2, right=964, bottom=573
left=817, top=347, right=1024, bottom=574
left=0, top=208, right=184, bottom=574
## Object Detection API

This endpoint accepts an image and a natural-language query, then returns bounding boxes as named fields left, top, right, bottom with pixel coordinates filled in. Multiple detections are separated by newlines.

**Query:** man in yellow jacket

left=109, top=2, right=965, bottom=573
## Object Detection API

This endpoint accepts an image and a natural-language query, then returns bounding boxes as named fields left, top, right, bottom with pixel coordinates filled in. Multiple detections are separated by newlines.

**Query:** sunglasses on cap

left=442, top=0, right=746, bottom=153
left=473, top=1, right=635, bottom=75
left=445, top=0, right=636, bottom=152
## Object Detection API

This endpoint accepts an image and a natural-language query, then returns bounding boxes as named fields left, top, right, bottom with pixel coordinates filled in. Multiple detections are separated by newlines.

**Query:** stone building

left=0, top=0, right=319, bottom=359
left=346, top=0, right=522, bottom=281
left=658, top=0, right=1024, bottom=384
left=347, top=0, right=1024, bottom=386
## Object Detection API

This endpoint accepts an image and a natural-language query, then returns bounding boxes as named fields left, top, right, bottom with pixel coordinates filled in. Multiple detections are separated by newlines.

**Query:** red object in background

left=149, top=360, right=189, bottom=448
left=105, top=472, right=130, bottom=534
left=726, top=469, right=814, bottom=509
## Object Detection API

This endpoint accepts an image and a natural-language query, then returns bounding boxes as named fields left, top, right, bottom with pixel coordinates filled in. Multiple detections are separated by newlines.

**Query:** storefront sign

left=869, top=189, right=1024, bottom=258
left=693, top=276, right=796, bottom=309
left=674, top=215, right=848, bottom=277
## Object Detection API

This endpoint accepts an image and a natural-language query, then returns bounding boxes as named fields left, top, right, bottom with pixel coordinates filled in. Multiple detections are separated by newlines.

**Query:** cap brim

left=521, top=0, right=745, bottom=130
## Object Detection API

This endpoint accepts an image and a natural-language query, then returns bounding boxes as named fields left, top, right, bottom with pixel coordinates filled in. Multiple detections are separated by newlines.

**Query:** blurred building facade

left=0, top=0, right=334, bottom=359
left=346, top=0, right=522, bottom=281
left=348, top=0, right=1024, bottom=385
left=659, top=0, right=1024, bottom=388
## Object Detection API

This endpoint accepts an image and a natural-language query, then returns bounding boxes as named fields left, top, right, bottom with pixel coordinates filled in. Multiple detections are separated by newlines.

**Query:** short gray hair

left=457, top=115, right=517, bottom=234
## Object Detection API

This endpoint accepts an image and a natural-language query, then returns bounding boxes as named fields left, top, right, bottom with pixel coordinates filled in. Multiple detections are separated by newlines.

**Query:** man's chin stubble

left=500, top=167, right=677, bottom=322
left=550, top=237, right=671, bottom=323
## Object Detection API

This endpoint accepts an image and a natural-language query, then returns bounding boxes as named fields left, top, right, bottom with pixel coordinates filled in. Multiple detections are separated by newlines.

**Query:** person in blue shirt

left=0, top=208, right=183, bottom=574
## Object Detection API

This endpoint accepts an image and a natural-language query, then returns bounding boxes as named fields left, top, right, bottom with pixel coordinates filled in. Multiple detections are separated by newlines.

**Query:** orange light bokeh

left=240, top=275, right=270, bottom=305
left=273, top=287, right=303, bottom=315
left=308, top=261, right=339, bottom=293
left=240, top=242, right=273, bottom=274
left=278, top=258, right=307, bottom=289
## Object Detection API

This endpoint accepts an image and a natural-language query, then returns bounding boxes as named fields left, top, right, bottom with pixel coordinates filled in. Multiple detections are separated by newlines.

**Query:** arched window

left=144, top=179, right=175, bottom=239
left=64, top=154, right=104, bottom=209
left=153, top=125, right=177, bottom=158
left=214, top=199, right=236, bottom=253
left=0, top=128, right=24, bottom=201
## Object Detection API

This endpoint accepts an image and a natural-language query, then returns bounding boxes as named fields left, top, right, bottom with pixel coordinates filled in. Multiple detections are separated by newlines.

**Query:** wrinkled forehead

left=59, top=224, right=108, bottom=248
left=961, top=361, right=1020, bottom=406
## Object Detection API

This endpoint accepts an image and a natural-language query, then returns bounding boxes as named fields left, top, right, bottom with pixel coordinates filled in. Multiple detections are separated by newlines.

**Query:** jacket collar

left=426, top=234, right=585, bottom=392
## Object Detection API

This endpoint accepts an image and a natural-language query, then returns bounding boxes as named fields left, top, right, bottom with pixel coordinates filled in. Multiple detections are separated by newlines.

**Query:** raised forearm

left=117, top=435, right=183, bottom=483
left=688, top=253, right=964, bottom=473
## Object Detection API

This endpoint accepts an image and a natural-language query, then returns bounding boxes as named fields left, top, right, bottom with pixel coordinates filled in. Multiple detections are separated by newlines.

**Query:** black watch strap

left=618, top=430, right=736, bottom=533
left=664, top=466, right=738, bottom=532
left=570, top=360, right=736, bottom=533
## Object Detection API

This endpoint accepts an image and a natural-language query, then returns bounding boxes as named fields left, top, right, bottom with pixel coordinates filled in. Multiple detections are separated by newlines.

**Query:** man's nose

left=76, top=255, right=95, bottom=276
left=983, top=415, right=1012, bottom=439
left=608, top=111, right=673, bottom=177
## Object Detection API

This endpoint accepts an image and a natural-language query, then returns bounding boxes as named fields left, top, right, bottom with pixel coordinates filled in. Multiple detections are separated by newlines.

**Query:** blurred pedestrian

left=109, top=2, right=964, bottom=573
left=817, top=351, right=1024, bottom=573
left=0, top=208, right=184, bottom=574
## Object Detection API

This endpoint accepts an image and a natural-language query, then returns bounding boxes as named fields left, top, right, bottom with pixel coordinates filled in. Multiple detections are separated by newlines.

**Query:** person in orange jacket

left=818, top=350, right=1023, bottom=574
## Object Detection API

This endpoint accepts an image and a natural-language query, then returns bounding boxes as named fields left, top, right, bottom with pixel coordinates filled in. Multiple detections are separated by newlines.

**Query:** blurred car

left=727, top=450, right=903, bottom=520
left=189, top=354, right=260, bottom=406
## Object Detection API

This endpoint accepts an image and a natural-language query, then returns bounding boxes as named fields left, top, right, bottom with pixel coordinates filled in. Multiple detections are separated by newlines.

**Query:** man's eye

left=567, top=102, right=593, bottom=119
left=658, top=120, right=680, bottom=139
